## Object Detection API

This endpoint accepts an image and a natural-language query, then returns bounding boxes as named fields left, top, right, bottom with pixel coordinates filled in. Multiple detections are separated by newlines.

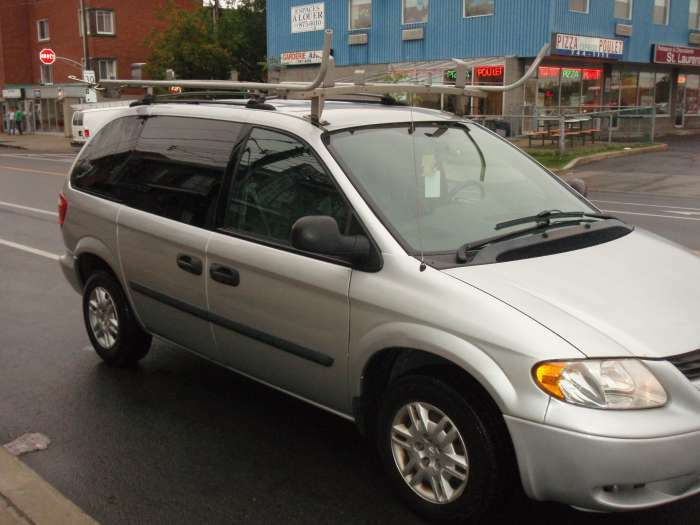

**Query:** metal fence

left=466, top=106, right=657, bottom=153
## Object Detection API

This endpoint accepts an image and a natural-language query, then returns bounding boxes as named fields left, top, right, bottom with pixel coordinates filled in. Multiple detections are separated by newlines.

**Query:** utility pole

left=79, top=0, right=90, bottom=76
left=212, top=0, right=220, bottom=33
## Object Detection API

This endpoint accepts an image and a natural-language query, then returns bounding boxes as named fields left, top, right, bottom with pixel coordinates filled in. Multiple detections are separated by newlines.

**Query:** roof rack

left=69, top=30, right=550, bottom=124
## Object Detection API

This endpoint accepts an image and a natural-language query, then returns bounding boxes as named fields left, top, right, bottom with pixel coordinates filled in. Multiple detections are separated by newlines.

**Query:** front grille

left=668, top=349, right=700, bottom=382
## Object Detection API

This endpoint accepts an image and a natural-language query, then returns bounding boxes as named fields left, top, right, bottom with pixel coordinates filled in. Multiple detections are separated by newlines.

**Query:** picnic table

left=527, top=116, right=600, bottom=147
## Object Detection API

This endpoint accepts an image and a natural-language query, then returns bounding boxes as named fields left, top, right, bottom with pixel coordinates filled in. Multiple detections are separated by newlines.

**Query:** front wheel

left=377, top=375, right=513, bottom=523
left=83, top=271, right=151, bottom=367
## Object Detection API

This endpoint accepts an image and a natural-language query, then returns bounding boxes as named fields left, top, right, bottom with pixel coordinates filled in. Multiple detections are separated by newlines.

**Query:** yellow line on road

left=0, top=165, right=66, bottom=177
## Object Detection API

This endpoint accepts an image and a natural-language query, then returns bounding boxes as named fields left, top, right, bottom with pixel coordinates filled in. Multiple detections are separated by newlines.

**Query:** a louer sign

left=291, top=2, right=324, bottom=33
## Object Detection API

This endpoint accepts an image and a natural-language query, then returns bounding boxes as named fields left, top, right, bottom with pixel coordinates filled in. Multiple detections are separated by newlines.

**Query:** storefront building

left=267, top=0, right=700, bottom=133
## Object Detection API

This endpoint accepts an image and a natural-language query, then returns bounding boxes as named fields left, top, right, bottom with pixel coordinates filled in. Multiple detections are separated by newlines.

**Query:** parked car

left=70, top=106, right=128, bottom=147
left=58, top=97, right=700, bottom=523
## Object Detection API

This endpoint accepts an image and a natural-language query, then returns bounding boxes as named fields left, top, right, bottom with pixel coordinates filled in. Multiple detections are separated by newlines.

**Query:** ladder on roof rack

left=69, top=30, right=550, bottom=124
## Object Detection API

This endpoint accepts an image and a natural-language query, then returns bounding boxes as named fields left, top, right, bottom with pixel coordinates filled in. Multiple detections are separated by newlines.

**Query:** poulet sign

left=291, top=2, right=324, bottom=33
left=552, top=33, right=624, bottom=60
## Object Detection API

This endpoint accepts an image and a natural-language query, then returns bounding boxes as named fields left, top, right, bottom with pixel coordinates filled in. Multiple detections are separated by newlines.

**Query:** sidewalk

left=0, top=448, right=98, bottom=525
left=0, top=134, right=77, bottom=154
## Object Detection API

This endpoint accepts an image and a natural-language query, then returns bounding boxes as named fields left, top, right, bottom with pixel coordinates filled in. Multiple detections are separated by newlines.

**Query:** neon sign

left=475, top=66, right=504, bottom=79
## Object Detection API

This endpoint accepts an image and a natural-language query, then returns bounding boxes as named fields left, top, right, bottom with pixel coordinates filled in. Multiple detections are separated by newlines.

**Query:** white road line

left=0, top=200, right=57, bottom=217
left=593, top=199, right=700, bottom=212
left=0, top=238, right=60, bottom=261
left=603, top=209, right=700, bottom=221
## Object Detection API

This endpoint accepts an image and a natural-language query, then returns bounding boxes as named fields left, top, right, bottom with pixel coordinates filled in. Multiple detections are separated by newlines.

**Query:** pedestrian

left=8, top=109, right=15, bottom=135
left=14, top=109, right=23, bottom=135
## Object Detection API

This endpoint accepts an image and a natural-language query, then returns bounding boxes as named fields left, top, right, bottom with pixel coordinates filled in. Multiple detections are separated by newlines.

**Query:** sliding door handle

left=210, top=264, right=240, bottom=287
left=176, top=254, right=203, bottom=275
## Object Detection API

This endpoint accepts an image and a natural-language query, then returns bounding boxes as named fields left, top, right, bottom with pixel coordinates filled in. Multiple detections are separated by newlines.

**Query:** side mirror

left=568, top=178, right=588, bottom=197
left=291, top=216, right=371, bottom=265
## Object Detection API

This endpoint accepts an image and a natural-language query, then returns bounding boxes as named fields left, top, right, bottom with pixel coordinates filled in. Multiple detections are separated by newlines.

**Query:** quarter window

left=349, top=0, right=371, bottom=29
left=402, top=0, right=428, bottom=24
left=653, top=0, right=670, bottom=24
left=118, top=117, right=242, bottom=227
left=37, top=19, right=50, bottom=41
left=464, top=0, right=493, bottom=17
left=614, top=0, right=633, bottom=19
left=569, top=0, right=589, bottom=13
left=691, top=0, right=700, bottom=29
left=222, top=128, right=350, bottom=246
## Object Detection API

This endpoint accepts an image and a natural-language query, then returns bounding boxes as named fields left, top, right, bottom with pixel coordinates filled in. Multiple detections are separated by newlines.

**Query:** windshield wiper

left=456, top=213, right=617, bottom=263
left=495, top=210, right=613, bottom=231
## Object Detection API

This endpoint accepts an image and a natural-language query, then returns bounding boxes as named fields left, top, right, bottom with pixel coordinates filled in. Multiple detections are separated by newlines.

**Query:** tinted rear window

left=71, top=115, right=244, bottom=228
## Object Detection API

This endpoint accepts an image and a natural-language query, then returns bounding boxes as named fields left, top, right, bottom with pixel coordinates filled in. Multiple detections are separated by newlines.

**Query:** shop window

left=582, top=68, right=603, bottom=109
left=614, top=0, right=633, bottom=19
left=40, top=64, right=53, bottom=85
left=620, top=71, right=638, bottom=106
left=638, top=72, right=655, bottom=107
left=686, top=74, right=700, bottom=115
left=464, top=0, right=494, bottom=17
left=569, top=0, right=589, bottom=13
left=473, top=65, right=503, bottom=115
left=349, top=0, right=371, bottom=29
left=655, top=72, right=671, bottom=114
left=690, top=0, right=700, bottom=30
left=402, top=0, right=428, bottom=24
left=560, top=68, right=582, bottom=110
left=537, top=67, right=560, bottom=114
left=605, top=69, right=622, bottom=108
left=37, top=19, right=49, bottom=41
left=653, top=0, right=670, bottom=25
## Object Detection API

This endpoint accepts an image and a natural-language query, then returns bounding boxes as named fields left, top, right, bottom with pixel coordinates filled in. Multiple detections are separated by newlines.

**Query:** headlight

left=533, top=359, right=667, bottom=409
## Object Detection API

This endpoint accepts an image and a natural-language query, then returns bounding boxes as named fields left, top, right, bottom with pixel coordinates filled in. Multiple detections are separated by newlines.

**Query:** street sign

left=39, top=48, right=56, bottom=65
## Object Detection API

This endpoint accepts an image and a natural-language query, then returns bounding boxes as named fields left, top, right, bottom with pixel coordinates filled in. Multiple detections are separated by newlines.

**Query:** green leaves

left=145, top=0, right=266, bottom=81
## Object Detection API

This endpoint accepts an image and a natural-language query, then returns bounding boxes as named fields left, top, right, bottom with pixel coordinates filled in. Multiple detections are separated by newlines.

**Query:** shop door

left=675, top=76, right=686, bottom=128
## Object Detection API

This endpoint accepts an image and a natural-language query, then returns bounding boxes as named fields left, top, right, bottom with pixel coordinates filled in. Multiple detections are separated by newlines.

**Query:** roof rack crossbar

left=69, top=30, right=550, bottom=124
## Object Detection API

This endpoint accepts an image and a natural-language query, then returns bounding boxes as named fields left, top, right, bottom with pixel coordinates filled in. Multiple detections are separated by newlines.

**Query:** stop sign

left=39, top=48, right=56, bottom=65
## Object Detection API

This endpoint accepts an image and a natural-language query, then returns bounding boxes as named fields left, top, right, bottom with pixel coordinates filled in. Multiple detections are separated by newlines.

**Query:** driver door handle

left=210, top=264, right=240, bottom=287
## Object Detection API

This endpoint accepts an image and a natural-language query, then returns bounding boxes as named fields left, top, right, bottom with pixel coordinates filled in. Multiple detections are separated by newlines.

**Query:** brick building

left=0, top=0, right=198, bottom=136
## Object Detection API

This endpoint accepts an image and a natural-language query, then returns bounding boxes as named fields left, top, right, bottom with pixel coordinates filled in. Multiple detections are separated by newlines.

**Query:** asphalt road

left=1, top=149, right=699, bottom=525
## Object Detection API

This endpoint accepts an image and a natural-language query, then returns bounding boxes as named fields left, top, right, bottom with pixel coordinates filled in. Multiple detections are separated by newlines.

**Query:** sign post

left=83, top=69, right=97, bottom=103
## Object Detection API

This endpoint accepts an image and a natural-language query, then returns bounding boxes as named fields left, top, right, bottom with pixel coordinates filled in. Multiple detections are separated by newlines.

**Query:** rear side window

left=72, top=112, right=83, bottom=126
left=117, top=116, right=243, bottom=227
left=222, top=127, right=351, bottom=245
left=71, top=116, right=141, bottom=198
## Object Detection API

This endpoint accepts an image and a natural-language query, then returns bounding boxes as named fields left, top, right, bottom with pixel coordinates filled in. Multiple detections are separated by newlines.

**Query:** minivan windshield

left=327, top=122, right=596, bottom=254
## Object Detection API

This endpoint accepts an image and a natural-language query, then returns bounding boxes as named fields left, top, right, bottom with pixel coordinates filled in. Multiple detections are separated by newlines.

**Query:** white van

left=71, top=105, right=131, bottom=147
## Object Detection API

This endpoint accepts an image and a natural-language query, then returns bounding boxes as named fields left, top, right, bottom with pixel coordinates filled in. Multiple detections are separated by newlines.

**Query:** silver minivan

left=59, top=98, right=700, bottom=523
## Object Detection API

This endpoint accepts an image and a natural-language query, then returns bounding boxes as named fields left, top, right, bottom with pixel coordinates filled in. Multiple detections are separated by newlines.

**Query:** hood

left=444, top=229, right=700, bottom=359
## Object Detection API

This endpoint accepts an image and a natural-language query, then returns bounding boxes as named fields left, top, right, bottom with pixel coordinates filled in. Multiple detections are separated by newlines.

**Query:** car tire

left=82, top=271, right=151, bottom=367
left=377, top=374, right=513, bottom=524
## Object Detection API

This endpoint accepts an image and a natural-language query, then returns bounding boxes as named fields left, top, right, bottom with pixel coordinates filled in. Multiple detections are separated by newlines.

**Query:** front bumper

left=506, top=415, right=700, bottom=511
left=59, top=252, right=82, bottom=294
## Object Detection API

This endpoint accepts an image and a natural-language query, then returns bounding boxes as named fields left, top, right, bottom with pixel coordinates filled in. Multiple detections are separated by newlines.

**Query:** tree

left=145, top=0, right=266, bottom=81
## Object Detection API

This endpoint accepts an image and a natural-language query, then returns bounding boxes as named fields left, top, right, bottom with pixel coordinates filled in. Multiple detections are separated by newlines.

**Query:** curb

left=0, top=448, right=98, bottom=525
left=558, top=143, right=669, bottom=173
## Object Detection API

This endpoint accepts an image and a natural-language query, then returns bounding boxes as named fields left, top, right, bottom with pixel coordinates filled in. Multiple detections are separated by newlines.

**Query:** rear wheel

left=377, top=374, right=512, bottom=523
left=83, top=271, right=151, bottom=366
